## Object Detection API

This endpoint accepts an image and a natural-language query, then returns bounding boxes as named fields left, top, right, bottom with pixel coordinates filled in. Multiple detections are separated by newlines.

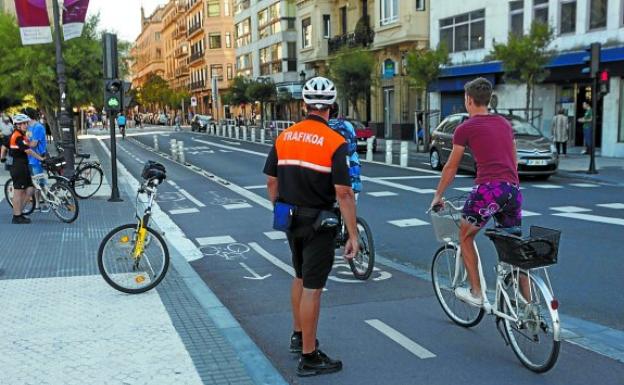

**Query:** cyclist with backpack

left=328, top=104, right=362, bottom=195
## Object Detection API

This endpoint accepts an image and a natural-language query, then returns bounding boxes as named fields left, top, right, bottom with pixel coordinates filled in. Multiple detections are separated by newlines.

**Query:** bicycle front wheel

left=50, top=182, right=79, bottom=223
left=499, top=270, right=560, bottom=373
left=348, top=217, right=375, bottom=280
left=431, top=244, right=485, bottom=327
left=73, top=164, right=103, bottom=199
left=98, top=223, right=170, bottom=294
left=4, top=178, right=36, bottom=215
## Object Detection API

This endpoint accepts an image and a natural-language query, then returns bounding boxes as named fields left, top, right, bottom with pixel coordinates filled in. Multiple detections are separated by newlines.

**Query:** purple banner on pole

left=13, top=0, right=52, bottom=45
left=62, top=0, right=90, bottom=41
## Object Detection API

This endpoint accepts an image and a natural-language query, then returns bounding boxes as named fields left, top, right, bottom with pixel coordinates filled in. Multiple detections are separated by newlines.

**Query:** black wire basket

left=486, top=226, right=561, bottom=269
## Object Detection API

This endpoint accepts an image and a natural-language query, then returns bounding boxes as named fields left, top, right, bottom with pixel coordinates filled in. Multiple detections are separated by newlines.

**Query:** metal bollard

left=366, top=137, right=374, bottom=161
left=178, top=141, right=185, bottom=163
left=228, top=125, right=233, bottom=138
left=260, top=128, right=265, bottom=144
left=385, top=140, right=393, bottom=165
left=400, top=141, right=409, bottom=167
left=153, top=135, right=159, bottom=151
left=250, top=127, right=256, bottom=142
left=235, top=126, right=240, bottom=140
left=170, top=139, right=178, bottom=160
left=242, top=126, right=248, bottom=141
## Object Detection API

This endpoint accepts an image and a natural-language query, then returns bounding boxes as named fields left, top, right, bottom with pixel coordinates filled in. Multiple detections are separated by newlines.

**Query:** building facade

left=430, top=0, right=624, bottom=157
left=296, top=0, right=429, bottom=139
left=131, top=6, right=166, bottom=89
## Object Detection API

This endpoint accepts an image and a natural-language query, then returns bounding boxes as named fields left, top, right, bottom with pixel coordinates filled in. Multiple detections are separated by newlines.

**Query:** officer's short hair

left=464, top=78, right=492, bottom=107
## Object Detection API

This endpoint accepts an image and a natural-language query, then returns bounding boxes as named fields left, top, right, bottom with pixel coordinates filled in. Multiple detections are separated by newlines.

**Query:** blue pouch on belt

left=273, top=201, right=296, bottom=232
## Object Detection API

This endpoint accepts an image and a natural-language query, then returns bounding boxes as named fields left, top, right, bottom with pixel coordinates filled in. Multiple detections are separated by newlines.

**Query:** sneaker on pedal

left=455, top=287, right=483, bottom=307
left=289, top=332, right=318, bottom=353
left=297, top=350, right=342, bottom=377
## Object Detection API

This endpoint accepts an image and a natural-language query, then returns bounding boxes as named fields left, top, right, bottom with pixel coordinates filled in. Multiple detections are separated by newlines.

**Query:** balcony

left=173, top=25, right=187, bottom=39
left=188, top=23, right=203, bottom=38
left=174, top=44, right=188, bottom=58
left=189, top=50, right=205, bottom=65
left=328, top=17, right=375, bottom=55
left=175, top=65, right=189, bottom=78
left=177, top=2, right=189, bottom=13
left=190, top=80, right=205, bottom=91
left=188, top=0, right=202, bottom=12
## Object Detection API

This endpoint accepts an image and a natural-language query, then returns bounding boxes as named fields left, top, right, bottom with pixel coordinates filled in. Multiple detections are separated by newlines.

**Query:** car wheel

left=430, top=149, right=443, bottom=170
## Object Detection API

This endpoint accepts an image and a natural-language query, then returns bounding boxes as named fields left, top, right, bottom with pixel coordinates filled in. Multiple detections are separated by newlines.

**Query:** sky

left=87, top=0, right=168, bottom=42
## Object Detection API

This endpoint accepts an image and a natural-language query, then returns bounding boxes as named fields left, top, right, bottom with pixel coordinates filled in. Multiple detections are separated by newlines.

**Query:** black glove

left=0, top=158, right=5, bottom=163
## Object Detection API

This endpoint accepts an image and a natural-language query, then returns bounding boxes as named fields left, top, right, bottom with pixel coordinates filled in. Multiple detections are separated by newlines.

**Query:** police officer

left=263, top=77, right=359, bottom=377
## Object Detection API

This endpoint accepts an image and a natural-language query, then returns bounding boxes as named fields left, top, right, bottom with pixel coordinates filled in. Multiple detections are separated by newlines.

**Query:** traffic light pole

left=103, top=33, right=122, bottom=202
left=588, top=77, right=599, bottom=174
left=51, top=0, right=76, bottom=176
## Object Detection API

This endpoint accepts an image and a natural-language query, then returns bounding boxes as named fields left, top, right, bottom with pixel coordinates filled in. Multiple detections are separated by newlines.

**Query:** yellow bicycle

left=97, top=161, right=169, bottom=294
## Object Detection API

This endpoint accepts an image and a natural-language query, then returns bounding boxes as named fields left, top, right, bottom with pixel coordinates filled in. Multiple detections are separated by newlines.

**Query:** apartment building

left=131, top=6, right=166, bottom=89
left=430, top=0, right=624, bottom=157
left=296, top=0, right=429, bottom=139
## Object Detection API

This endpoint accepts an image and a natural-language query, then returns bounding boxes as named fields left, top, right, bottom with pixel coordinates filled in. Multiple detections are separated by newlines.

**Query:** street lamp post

left=51, top=0, right=76, bottom=176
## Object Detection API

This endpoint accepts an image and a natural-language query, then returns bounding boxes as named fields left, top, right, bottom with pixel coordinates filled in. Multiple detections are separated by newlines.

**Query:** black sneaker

left=11, top=216, right=30, bottom=224
left=296, top=350, right=342, bottom=377
left=289, top=332, right=319, bottom=353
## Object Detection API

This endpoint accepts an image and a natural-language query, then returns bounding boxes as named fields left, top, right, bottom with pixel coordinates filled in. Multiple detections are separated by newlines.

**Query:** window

left=439, top=9, right=485, bottom=52
left=209, top=33, right=221, bottom=49
left=207, top=0, right=220, bottom=17
left=589, top=0, right=608, bottom=29
left=259, top=43, right=283, bottom=75
left=323, top=14, right=331, bottom=38
left=560, top=0, right=576, bottom=34
left=155, top=32, right=161, bottom=41
left=235, top=18, right=251, bottom=48
left=210, top=64, right=223, bottom=80
left=381, top=0, right=398, bottom=25
left=619, top=81, right=624, bottom=142
left=509, top=1, right=524, bottom=36
left=224, top=0, right=230, bottom=16
left=236, top=53, right=252, bottom=76
left=227, top=64, right=233, bottom=80
left=340, top=6, right=347, bottom=34
left=302, top=17, right=312, bottom=48
left=533, top=0, right=548, bottom=24
left=225, top=32, right=232, bottom=48
left=258, top=3, right=281, bottom=39
left=416, top=0, right=426, bottom=11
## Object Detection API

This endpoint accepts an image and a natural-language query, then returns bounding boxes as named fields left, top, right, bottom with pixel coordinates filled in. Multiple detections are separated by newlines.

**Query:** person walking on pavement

left=552, top=108, right=569, bottom=156
left=174, top=114, right=182, bottom=131
left=579, top=101, right=593, bottom=155
left=0, top=113, right=13, bottom=163
left=7, top=113, right=45, bottom=224
left=263, top=76, right=359, bottom=377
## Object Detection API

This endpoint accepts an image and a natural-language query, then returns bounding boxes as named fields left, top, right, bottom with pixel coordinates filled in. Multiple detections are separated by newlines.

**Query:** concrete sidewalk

left=0, top=138, right=286, bottom=385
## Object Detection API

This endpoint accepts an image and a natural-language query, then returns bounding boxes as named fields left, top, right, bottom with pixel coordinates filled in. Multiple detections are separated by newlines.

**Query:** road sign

left=191, top=96, right=197, bottom=107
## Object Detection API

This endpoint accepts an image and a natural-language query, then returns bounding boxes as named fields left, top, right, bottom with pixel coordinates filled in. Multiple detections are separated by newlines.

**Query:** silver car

left=429, top=113, right=558, bottom=179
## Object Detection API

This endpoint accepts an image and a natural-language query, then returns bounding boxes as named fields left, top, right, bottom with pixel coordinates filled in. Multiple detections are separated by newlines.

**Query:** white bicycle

left=429, top=198, right=561, bottom=373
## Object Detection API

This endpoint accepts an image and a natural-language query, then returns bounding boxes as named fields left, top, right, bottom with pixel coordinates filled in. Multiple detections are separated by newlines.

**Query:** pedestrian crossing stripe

left=597, top=203, right=624, bottom=209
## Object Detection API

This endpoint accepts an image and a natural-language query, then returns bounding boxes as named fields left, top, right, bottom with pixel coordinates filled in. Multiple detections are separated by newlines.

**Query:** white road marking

left=550, top=206, right=592, bottom=213
left=196, top=236, right=237, bottom=246
left=569, top=183, right=600, bottom=188
left=264, top=231, right=288, bottom=240
left=531, top=184, right=563, bottom=189
left=597, top=203, right=624, bottom=209
left=522, top=210, right=542, bottom=217
left=169, top=208, right=200, bottom=215
left=179, top=189, right=206, bottom=207
left=239, top=262, right=271, bottom=280
left=362, top=176, right=436, bottom=194
left=244, top=185, right=266, bottom=190
left=453, top=187, right=474, bottom=192
left=552, top=213, right=624, bottom=226
left=365, top=319, right=436, bottom=359
left=166, top=180, right=176, bottom=187
left=219, top=150, right=234, bottom=153
left=388, top=218, right=429, bottom=227
left=248, top=242, right=295, bottom=277
left=222, top=140, right=241, bottom=146
left=223, top=203, right=253, bottom=210
left=193, top=138, right=267, bottom=156
left=366, top=191, right=398, bottom=197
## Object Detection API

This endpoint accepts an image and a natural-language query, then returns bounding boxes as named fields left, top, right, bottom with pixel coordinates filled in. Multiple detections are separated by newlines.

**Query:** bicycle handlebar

left=426, top=198, right=464, bottom=214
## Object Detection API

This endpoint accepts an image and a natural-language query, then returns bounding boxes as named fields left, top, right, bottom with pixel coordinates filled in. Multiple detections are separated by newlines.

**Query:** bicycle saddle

left=76, top=153, right=91, bottom=159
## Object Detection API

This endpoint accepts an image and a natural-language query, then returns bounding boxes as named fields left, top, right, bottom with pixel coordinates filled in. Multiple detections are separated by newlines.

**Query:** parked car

left=190, top=114, right=213, bottom=132
left=347, top=120, right=377, bottom=153
left=429, top=113, right=558, bottom=179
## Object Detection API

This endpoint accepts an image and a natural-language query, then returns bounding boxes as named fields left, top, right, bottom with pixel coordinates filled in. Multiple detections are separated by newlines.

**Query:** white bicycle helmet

left=302, top=76, right=337, bottom=110
left=12, top=113, right=30, bottom=124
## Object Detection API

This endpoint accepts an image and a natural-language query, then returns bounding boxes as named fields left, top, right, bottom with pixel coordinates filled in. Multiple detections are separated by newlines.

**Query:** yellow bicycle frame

left=133, top=221, right=147, bottom=259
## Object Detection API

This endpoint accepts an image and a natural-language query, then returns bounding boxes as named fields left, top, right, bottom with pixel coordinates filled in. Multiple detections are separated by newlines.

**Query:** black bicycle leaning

left=97, top=161, right=169, bottom=294
left=52, top=145, right=104, bottom=199
left=334, top=206, right=375, bottom=280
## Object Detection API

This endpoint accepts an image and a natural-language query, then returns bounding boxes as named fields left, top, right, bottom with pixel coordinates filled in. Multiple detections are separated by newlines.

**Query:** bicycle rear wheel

left=431, top=244, right=485, bottom=327
left=4, top=178, right=36, bottom=215
left=72, top=164, right=103, bottom=199
left=98, top=223, right=169, bottom=294
left=348, top=217, right=375, bottom=280
left=499, top=270, right=560, bottom=373
left=50, top=182, right=79, bottom=223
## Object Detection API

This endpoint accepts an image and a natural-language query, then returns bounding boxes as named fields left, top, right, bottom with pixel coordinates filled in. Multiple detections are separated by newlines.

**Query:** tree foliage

left=246, top=79, right=277, bottom=104
left=491, top=22, right=554, bottom=118
left=223, top=76, right=252, bottom=106
left=329, top=48, right=375, bottom=120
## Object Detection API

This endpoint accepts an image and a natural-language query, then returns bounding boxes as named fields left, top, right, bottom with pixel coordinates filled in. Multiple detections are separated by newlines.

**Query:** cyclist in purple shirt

left=430, top=77, right=522, bottom=307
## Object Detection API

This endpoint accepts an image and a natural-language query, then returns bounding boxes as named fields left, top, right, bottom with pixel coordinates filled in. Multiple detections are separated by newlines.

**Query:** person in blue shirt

left=27, top=112, right=47, bottom=179
left=328, top=103, right=362, bottom=194
left=117, top=113, right=127, bottom=139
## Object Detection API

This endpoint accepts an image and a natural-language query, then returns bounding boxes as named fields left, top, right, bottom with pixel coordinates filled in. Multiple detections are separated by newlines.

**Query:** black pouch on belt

left=312, top=210, right=340, bottom=232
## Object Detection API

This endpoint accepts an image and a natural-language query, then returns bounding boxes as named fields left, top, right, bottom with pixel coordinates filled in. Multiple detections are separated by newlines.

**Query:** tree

left=329, top=48, right=375, bottom=121
left=276, top=90, right=294, bottom=121
left=492, top=22, right=554, bottom=121
left=138, top=74, right=173, bottom=111
left=406, top=44, right=449, bottom=151
left=246, top=79, right=276, bottom=128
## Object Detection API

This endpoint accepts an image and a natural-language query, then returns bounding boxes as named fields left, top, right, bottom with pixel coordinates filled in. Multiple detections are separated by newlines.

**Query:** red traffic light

left=600, top=70, right=609, bottom=82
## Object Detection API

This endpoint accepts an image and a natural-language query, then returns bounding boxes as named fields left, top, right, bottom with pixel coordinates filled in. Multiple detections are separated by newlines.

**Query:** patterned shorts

left=462, top=182, right=522, bottom=228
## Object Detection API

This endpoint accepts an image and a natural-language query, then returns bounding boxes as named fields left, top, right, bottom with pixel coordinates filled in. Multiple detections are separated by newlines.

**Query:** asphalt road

left=96, top=127, right=624, bottom=384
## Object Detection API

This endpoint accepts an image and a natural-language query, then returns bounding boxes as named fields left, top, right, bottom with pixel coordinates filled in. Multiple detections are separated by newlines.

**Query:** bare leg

left=300, top=288, right=322, bottom=354
left=12, top=189, right=24, bottom=216
left=459, top=221, right=483, bottom=295
left=291, top=278, right=303, bottom=332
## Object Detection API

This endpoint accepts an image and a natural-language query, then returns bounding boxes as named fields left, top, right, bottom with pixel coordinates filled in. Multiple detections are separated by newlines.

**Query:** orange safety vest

left=9, top=130, right=28, bottom=150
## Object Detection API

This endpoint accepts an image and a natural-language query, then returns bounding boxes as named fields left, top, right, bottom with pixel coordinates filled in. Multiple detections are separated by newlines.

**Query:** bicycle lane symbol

left=328, top=258, right=392, bottom=284
left=200, top=243, right=271, bottom=280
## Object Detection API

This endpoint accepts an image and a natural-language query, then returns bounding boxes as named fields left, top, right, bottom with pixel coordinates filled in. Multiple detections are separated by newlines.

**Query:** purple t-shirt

left=453, top=115, right=519, bottom=185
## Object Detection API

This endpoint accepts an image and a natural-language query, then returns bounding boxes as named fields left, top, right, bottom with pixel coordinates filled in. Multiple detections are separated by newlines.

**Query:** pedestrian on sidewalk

left=0, top=113, right=13, bottom=164
left=578, top=102, right=592, bottom=155
left=552, top=108, right=569, bottom=156
left=174, top=114, right=181, bottom=131
left=264, top=76, right=358, bottom=377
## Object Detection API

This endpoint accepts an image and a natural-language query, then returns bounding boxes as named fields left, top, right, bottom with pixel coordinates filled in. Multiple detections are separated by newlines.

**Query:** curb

left=557, top=170, right=623, bottom=186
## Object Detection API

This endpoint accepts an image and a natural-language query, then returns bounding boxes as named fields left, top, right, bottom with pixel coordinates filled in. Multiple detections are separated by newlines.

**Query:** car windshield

left=349, top=121, right=365, bottom=130
left=508, top=117, right=542, bottom=136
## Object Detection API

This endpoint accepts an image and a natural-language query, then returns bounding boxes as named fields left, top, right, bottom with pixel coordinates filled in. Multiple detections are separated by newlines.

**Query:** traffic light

left=599, top=69, right=610, bottom=95
left=582, top=43, right=601, bottom=78
left=105, top=79, right=123, bottom=110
